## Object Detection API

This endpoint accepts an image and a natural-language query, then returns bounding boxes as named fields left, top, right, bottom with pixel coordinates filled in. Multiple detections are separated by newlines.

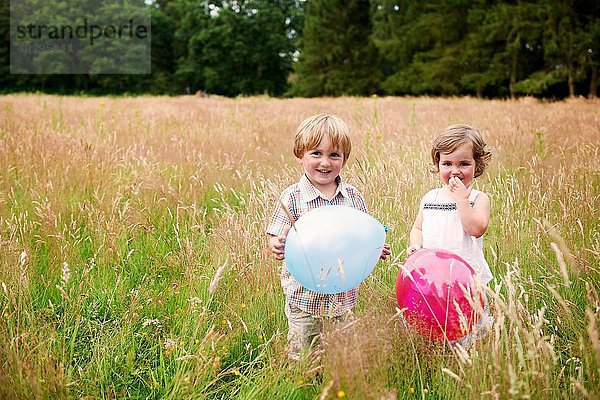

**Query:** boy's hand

left=406, top=243, right=422, bottom=257
left=268, top=227, right=290, bottom=260
left=380, top=243, right=391, bottom=260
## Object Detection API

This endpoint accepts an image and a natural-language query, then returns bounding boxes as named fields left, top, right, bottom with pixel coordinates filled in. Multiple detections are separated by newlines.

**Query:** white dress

left=421, top=188, right=493, bottom=285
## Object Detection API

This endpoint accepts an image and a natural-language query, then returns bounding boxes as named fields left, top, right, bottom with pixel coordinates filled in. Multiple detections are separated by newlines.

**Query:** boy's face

left=297, top=135, right=345, bottom=195
left=438, top=142, right=476, bottom=188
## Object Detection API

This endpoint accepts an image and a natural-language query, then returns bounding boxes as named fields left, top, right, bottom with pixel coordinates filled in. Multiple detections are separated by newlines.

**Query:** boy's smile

left=297, top=135, right=345, bottom=198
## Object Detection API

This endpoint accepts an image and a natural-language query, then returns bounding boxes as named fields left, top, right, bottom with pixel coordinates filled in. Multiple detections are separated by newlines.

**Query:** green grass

left=0, top=94, right=598, bottom=399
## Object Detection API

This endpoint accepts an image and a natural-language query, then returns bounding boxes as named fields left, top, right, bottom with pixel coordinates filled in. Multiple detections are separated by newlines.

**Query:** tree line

left=1, top=0, right=598, bottom=98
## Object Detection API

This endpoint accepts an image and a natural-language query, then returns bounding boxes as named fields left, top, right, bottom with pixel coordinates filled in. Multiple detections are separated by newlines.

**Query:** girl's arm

left=456, top=192, right=490, bottom=237
left=407, top=201, right=424, bottom=256
left=449, top=177, right=490, bottom=237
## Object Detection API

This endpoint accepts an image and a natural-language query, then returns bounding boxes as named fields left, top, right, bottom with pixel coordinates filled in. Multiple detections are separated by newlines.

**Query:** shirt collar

left=298, top=174, right=350, bottom=203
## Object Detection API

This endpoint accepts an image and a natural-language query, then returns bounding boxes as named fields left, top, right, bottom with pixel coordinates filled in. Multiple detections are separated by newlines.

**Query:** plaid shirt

left=267, top=174, right=368, bottom=317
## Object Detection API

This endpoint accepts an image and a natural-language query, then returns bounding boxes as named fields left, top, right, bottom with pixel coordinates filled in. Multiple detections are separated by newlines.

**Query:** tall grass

left=0, top=94, right=598, bottom=399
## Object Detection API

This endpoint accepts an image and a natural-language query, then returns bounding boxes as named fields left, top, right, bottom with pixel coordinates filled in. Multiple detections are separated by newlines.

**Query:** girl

left=407, top=124, right=493, bottom=344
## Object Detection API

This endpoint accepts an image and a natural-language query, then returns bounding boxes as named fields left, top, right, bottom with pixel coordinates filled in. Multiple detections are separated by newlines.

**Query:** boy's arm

left=267, top=228, right=289, bottom=260
left=380, top=243, right=391, bottom=260
left=266, top=189, right=295, bottom=260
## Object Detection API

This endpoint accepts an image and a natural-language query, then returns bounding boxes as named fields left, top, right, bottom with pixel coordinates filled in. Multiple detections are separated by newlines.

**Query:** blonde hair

left=431, top=124, right=492, bottom=178
left=293, top=114, right=351, bottom=164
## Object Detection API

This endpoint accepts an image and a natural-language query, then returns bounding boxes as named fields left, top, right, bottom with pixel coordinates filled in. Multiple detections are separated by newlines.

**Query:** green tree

left=583, top=9, right=600, bottom=98
left=176, top=0, right=298, bottom=96
left=171, top=0, right=211, bottom=93
left=461, top=1, right=544, bottom=98
left=516, top=0, right=600, bottom=98
left=0, top=0, right=10, bottom=88
left=405, top=0, right=473, bottom=96
left=149, top=0, right=179, bottom=94
left=289, top=0, right=378, bottom=97
left=371, top=0, right=428, bottom=95
left=372, top=0, right=480, bottom=96
left=458, top=1, right=509, bottom=98
left=4, top=0, right=153, bottom=94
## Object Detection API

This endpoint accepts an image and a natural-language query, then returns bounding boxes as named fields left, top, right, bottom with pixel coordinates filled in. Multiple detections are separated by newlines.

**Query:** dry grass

left=0, top=93, right=598, bottom=399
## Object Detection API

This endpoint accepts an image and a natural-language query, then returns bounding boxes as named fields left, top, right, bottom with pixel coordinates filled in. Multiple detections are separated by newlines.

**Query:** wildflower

left=270, top=311, right=276, bottom=317
left=337, top=390, right=346, bottom=398
left=164, top=338, right=176, bottom=353
left=423, top=388, right=429, bottom=394
left=61, top=262, right=71, bottom=285
left=142, top=319, right=161, bottom=328
left=234, top=370, right=241, bottom=376
left=298, top=380, right=303, bottom=385
left=220, top=318, right=233, bottom=330
left=409, top=387, right=415, bottom=394
left=240, top=303, right=246, bottom=309
left=189, top=297, right=202, bottom=309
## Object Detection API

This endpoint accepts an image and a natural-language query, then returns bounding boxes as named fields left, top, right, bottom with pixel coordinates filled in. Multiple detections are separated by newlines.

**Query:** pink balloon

left=396, top=248, right=484, bottom=341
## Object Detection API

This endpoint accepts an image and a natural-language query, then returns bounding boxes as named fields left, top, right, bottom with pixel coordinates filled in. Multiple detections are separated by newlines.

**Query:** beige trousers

left=284, top=302, right=352, bottom=361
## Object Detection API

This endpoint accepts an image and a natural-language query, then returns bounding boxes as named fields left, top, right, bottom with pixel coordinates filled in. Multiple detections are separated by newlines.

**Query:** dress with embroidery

left=421, top=188, right=493, bottom=284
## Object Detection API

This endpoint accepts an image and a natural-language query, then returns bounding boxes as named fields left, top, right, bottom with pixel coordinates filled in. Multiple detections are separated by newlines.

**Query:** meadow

left=0, top=94, right=598, bottom=399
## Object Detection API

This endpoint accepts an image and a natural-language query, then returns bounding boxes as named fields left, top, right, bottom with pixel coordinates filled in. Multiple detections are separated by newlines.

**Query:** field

left=0, top=94, right=598, bottom=399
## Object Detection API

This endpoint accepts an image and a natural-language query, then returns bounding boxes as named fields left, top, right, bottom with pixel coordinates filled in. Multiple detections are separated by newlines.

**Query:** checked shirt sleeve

left=266, top=186, right=297, bottom=237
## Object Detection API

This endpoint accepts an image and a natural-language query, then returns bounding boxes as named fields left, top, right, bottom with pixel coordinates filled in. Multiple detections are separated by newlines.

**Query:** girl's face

left=438, top=142, right=476, bottom=188
left=297, top=135, right=344, bottom=195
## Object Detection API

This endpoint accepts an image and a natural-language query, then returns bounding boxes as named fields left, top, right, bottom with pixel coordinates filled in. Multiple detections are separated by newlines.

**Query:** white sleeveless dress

left=421, top=188, right=493, bottom=285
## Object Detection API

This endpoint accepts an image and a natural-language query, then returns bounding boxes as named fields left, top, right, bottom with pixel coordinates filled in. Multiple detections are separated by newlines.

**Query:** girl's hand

left=268, top=227, right=289, bottom=260
left=448, top=176, right=471, bottom=201
left=406, top=243, right=422, bottom=257
left=380, top=243, right=391, bottom=260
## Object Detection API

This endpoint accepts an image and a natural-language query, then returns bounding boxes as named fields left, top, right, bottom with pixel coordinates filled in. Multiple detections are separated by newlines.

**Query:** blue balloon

left=285, top=205, right=386, bottom=294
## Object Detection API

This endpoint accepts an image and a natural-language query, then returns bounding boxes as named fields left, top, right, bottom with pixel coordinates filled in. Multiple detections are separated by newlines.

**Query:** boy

left=267, top=114, right=390, bottom=360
